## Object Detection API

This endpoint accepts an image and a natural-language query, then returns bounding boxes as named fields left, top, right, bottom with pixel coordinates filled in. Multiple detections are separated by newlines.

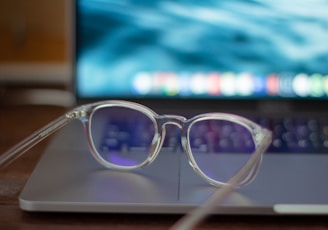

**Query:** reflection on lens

left=90, top=106, right=156, bottom=167
left=189, top=119, right=256, bottom=183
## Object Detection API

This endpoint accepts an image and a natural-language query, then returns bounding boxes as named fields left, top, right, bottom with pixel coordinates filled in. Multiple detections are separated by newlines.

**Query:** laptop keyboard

left=161, top=117, right=328, bottom=153
left=101, top=117, right=328, bottom=154
left=256, top=117, right=328, bottom=153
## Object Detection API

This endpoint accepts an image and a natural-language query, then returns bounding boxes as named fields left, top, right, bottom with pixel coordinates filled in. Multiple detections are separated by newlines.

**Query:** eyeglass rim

left=81, top=100, right=271, bottom=187
left=85, top=101, right=162, bottom=170
left=181, top=113, right=270, bottom=186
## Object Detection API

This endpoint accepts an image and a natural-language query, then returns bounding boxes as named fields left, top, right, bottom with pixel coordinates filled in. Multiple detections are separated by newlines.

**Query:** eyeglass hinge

left=66, top=110, right=86, bottom=119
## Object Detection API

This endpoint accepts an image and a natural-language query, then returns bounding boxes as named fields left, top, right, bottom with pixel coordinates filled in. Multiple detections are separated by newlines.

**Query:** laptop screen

left=75, top=0, right=328, bottom=100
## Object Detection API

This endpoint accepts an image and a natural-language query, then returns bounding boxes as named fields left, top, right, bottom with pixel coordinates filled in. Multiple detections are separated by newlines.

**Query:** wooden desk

left=0, top=105, right=327, bottom=229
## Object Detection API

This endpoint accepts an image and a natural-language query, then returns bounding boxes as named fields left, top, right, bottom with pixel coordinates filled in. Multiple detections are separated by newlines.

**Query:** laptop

left=19, top=0, right=328, bottom=214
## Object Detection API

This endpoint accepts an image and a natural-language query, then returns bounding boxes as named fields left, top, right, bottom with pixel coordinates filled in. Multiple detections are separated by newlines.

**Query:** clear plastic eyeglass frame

left=1, top=100, right=272, bottom=229
left=0, top=100, right=272, bottom=188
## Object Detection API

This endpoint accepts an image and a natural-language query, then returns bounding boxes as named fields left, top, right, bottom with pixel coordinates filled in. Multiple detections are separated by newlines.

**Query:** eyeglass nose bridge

left=157, top=115, right=187, bottom=129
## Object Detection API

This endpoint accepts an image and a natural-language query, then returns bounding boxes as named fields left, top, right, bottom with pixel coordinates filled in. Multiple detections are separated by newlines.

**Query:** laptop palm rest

left=19, top=121, right=328, bottom=214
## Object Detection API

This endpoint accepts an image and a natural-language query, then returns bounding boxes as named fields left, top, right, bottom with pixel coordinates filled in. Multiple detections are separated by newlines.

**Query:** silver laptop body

left=20, top=0, right=328, bottom=214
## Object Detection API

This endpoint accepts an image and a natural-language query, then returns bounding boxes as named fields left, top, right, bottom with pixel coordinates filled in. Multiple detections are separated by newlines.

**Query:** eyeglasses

left=1, top=100, right=271, bottom=187
left=1, top=100, right=272, bottom=229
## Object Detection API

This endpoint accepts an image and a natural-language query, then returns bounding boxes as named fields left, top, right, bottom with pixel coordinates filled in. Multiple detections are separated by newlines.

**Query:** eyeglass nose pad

left=143, top=121, right=169, bottom=165
left=149, top=115, right=187, bottom=157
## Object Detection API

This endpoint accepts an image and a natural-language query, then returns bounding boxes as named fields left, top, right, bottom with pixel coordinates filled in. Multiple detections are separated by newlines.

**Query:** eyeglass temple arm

left=0, top=111, right=79, bottom=169
left=170, top=129, right=272, bottom=230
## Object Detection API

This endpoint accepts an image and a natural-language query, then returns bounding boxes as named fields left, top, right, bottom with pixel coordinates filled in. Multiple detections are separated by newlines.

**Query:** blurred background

left=0, top=0, right=73, bottom=106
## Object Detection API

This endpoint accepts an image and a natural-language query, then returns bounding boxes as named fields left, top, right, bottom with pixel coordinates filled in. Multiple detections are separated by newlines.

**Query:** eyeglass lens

left=189, top=119, right=255, bottom=183
left=90, top=106, right=257, bottom=183
left=90, top=106, right=156, bottom=167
